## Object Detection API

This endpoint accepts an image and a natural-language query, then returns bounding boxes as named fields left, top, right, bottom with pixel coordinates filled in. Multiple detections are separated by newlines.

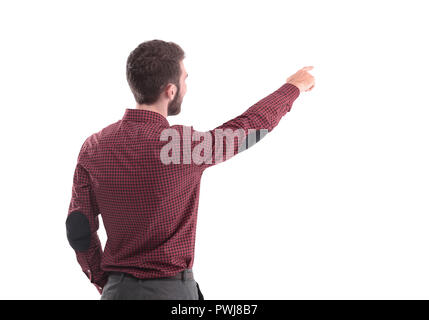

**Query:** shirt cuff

left=276, top=82, right=301, bottom=103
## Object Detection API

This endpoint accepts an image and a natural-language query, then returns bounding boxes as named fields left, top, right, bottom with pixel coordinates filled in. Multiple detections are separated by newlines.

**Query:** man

left=66, top=39, right=315, bottom=300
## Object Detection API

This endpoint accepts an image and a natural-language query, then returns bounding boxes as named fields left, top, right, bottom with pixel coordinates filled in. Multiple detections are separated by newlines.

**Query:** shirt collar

left=122, top=108, right=169, bottom=127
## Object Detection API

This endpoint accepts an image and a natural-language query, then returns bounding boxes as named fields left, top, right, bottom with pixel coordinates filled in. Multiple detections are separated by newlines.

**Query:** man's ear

left=165, top=83, right=177, bottom=100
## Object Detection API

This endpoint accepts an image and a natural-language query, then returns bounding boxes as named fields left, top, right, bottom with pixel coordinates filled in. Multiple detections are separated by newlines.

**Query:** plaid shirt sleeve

left=67, top=143, right=108, bottom=294
left=185, top=82, right=300, bottom=168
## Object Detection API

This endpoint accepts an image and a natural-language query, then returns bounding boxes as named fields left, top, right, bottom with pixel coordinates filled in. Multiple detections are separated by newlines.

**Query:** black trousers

left=100, top=269, right=204, bottom=300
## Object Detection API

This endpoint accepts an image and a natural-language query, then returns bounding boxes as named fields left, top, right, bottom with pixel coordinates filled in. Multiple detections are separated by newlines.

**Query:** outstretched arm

left=160, top=66, right=315, bottom=169
left=194, top=66, right=315, bottom=168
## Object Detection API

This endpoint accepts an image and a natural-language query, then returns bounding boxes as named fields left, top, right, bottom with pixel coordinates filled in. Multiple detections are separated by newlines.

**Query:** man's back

left=74, top=109, right=205, bottom=280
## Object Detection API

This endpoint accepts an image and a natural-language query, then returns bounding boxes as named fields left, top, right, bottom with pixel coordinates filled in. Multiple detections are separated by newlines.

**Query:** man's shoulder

left=80, top=120, right=122, bottom=154
left=167, top=123, right=199, bottom=133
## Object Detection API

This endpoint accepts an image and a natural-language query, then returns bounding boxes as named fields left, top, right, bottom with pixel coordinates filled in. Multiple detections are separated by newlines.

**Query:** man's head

left=126, top=39, right=188, bottom=116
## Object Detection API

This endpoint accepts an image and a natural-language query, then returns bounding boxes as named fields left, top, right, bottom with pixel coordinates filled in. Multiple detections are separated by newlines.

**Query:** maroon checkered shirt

left=67, top=82, right=300, bottom=293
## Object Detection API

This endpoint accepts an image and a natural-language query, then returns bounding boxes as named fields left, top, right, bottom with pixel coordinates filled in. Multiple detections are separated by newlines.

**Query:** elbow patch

left=66, top=210, right=91, bottom=252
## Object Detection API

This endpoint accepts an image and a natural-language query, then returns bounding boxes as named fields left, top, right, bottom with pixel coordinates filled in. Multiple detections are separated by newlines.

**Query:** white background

left=0, top=0, right=428, bottom=299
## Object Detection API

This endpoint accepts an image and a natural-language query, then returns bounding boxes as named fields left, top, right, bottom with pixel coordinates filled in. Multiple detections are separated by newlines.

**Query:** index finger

left=302, top=66, right=314, bottom=71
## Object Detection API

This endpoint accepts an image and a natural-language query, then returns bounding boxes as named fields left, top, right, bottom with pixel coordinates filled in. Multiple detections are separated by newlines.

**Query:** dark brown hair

left=126, top=39, right=185, bottom=105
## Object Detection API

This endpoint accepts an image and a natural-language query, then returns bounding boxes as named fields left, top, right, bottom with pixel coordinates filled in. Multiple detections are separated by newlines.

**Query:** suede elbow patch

left=66, top=210, right=91, bottom=252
